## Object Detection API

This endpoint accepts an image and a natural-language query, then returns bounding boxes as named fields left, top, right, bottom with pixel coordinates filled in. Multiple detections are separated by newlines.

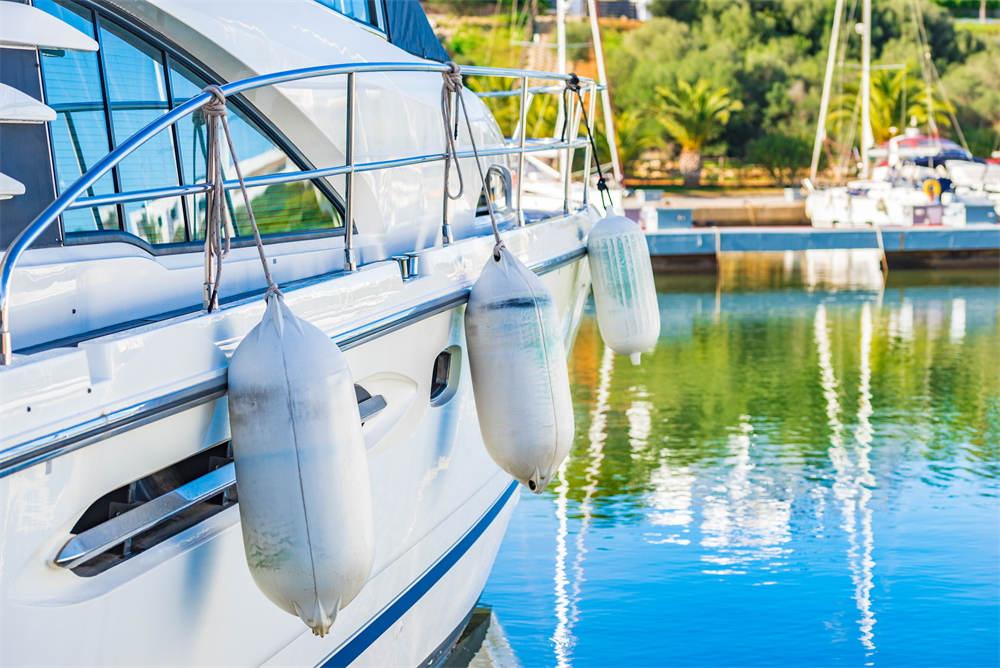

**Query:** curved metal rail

left=0, top=62, right=598, bottom=364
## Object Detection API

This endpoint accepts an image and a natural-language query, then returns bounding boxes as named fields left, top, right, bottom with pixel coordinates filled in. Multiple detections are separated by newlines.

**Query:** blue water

left=480, top=263, right=999, bottom=668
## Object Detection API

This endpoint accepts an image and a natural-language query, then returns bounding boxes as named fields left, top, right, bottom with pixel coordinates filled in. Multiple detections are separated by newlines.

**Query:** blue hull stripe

left=318, top=479, right=519, bottom=668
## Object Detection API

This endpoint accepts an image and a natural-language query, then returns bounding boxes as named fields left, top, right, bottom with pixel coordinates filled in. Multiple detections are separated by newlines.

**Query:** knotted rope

left=441, top=62, right=505, bottom=260
left=441, top=63, right=465, bottom=201
left=565, top=74, right=612, bottom=210
left=201, top=85, right=280, bottom=312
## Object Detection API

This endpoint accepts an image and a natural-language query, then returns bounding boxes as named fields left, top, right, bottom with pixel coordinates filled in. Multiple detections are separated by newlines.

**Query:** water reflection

left=482, top=253, right=999, bottom=668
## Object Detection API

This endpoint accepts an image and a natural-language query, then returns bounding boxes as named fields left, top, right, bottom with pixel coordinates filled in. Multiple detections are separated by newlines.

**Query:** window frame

left=311, top=0, right=388, bottom=37
left=38, top=0, right=348, bottom=256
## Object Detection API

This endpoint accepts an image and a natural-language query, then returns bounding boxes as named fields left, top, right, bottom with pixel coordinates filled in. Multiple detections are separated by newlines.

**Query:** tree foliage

left=747, top=134, right=813, bottom=186
left=827, top=68, right=955, bottom=144
left=437, top=0, right=999, bottom=176
left=653, top=79, right=743, bottom=151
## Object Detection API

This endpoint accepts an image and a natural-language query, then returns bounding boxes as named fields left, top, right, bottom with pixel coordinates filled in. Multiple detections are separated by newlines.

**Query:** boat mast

left=810, top=0, right=846, bottom=183
left=556, top=0, right=567, bottom=76
left=586, top=0, right=623, bottom=186
left=860, top=0, right=873, bottom=178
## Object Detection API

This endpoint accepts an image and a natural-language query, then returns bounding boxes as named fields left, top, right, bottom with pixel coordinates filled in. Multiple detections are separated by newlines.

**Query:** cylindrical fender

left=587, top=214, right=660, bottom=364
left=465, top=247, right=574, bottom=494
left=228, top=296, right=375, bottom=637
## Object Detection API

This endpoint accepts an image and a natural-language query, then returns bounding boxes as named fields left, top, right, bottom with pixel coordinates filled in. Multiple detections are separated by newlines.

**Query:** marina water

left=475, top=253, right=999, bottom=667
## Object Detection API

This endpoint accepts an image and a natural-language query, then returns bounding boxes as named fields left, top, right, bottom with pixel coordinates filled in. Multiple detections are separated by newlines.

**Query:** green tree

left=747, top=133, right=812, bottom=186
left=827, top=68, right=955, bottom=145
left=653, top=78, right=742, bottom=188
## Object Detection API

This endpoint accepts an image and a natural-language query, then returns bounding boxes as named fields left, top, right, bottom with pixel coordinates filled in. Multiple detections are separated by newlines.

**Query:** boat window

left=101, top=20, right=185, bottom=245
left=35, top=0, right=343, bottom=249
left=35, top=0, right=120, bottom=234
left=313, top=0, right=385, bottom=31
left=169, top=62, right=341, bottom=240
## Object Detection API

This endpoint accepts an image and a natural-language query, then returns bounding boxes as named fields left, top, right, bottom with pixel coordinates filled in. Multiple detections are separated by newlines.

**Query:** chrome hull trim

left=0, top=244, right=586, bottom=479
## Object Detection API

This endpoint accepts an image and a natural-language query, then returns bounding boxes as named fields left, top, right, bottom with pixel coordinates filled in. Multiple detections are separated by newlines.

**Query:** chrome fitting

left=344, top=247, right=357, bottom=272
left=0, top=330, right=11, bottom=366
left=441, top=223, right=453, bottom=245
left=392, top=256, right=411, bottom=280
left=404, top=252, right=420, bottom=278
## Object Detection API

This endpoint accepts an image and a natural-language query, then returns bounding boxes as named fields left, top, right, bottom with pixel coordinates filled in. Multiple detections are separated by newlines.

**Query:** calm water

left=476, top=253, right=999, bottom=668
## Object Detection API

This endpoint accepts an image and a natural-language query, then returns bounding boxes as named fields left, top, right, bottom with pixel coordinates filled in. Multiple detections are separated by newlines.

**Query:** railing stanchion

left=344, top=71, right=357, bottom=271
left=516, top=76, right=528, bottom=226
left=563, top=86, right=580, bottom=214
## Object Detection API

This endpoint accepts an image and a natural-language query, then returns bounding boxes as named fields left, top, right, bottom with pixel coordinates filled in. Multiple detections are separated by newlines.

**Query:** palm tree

left=827, top=69, right=954, bottom=146
left=653, top=79, right=742, bottom=188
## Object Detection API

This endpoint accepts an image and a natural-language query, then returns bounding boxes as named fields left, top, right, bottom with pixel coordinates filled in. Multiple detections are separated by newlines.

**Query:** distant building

left=596, top=0, right=651, bottom=20
left=564, top=0, right=651, bottom=21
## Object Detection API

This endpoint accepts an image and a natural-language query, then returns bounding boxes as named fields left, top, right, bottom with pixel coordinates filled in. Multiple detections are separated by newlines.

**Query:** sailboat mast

left=586, top=0, right=623, bottom=186
left=860, top=0, right=873, bottom=178
left=556, top=0, right=567, bottom=75
left=810, top=0, right=846, bottom=183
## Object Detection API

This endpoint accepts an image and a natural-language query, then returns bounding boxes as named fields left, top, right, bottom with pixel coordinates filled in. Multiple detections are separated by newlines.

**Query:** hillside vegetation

left=431, top=0, right=1000, bottom=186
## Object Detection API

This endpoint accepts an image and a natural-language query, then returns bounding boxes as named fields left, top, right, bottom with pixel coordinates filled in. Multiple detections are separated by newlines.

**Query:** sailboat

left=805, top=0, right=999, bottom=228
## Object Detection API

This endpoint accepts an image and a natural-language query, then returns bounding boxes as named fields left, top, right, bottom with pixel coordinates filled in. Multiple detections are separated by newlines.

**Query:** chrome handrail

left=65, top=138, right=589, bottom=210
left=0, top=62, right=597, bottom=364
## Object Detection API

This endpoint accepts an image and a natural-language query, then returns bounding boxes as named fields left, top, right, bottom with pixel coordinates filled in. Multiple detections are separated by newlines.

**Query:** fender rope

left=566, top=74, right=613, bottom=211
left=201, top=85, right=280, bottom=311
left=442, top=63, right=505, bottom=260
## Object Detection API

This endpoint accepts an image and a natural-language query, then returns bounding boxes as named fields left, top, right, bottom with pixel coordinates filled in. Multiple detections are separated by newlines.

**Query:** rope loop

left=200, top=85, right=280, bottom=312
left=441, top=62, right=465, bottom=201
left=439, top=62, right=505, bottom=257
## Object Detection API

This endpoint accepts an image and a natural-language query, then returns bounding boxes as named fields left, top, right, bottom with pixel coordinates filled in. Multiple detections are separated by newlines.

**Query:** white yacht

left=0, top=1, right=602, bottom=665
left=806, top=133, right=999, bottom=228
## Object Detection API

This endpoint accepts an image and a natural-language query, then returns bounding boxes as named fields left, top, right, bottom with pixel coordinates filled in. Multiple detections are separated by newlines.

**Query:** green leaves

left=827, top=68, right=955, bottom=145
left=652, top=78, right=743, bottom=151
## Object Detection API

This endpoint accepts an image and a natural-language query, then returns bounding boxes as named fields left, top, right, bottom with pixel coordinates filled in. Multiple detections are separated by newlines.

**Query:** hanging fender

left=587, top=214, right=660, bottom=365
left=465, top=247, right=574, bottom=494
left=228, top=295, right=375, bottom=637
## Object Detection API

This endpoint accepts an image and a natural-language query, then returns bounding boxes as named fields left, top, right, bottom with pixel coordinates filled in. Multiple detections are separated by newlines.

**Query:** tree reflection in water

left=478, top=253, right=998, bottom=668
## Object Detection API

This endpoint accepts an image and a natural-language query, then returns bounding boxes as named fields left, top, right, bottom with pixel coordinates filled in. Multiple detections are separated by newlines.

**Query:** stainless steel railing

left=0, top=62, right=598, bottom=364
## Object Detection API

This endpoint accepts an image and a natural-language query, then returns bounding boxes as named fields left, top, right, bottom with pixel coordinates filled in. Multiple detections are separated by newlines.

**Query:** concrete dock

left=646, top=225, right=1000, bottom=272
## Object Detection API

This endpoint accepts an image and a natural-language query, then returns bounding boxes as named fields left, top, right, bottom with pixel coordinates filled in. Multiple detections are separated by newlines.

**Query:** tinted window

left=100, top=20, right=184, bottom=245
left=313, top=0, right=384, bottom=29
left=36, top=0, right=342, bottom=247
left=36, top=0, right=119, bottom=234
left=169, top=63, right=341, bottom=241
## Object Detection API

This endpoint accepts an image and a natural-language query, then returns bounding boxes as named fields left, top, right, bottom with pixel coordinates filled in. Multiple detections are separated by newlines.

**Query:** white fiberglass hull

left=0, top=213, right=593, bottom=667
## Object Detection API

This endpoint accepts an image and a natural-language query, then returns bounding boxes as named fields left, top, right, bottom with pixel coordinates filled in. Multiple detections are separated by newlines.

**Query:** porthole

left=430, top=345, right=462, bottom=406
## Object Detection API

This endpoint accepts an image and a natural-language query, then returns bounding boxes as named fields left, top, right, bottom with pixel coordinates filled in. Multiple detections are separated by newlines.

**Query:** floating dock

left=646, top=225, right=1000, bottom=272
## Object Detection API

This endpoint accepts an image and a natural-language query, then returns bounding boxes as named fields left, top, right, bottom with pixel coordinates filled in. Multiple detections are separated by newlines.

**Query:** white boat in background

left=804, top=0, right=999, bottom=229
left=806, top=132, right=1000, bottom=228
left=0, top=0, right=603, bottom=665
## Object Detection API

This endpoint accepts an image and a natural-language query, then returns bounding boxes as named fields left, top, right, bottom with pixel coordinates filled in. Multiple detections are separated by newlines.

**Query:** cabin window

left=313, top=0, right=386, bottom=31
left=35, top=0, right=343, bottom=249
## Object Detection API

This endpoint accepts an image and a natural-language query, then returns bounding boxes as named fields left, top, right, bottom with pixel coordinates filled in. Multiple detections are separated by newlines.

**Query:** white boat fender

left=465, top=247, right=574, bottom=494
left=587, top=214, right=660, bottom=365
left=228, top=295, right=375, bottom=637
